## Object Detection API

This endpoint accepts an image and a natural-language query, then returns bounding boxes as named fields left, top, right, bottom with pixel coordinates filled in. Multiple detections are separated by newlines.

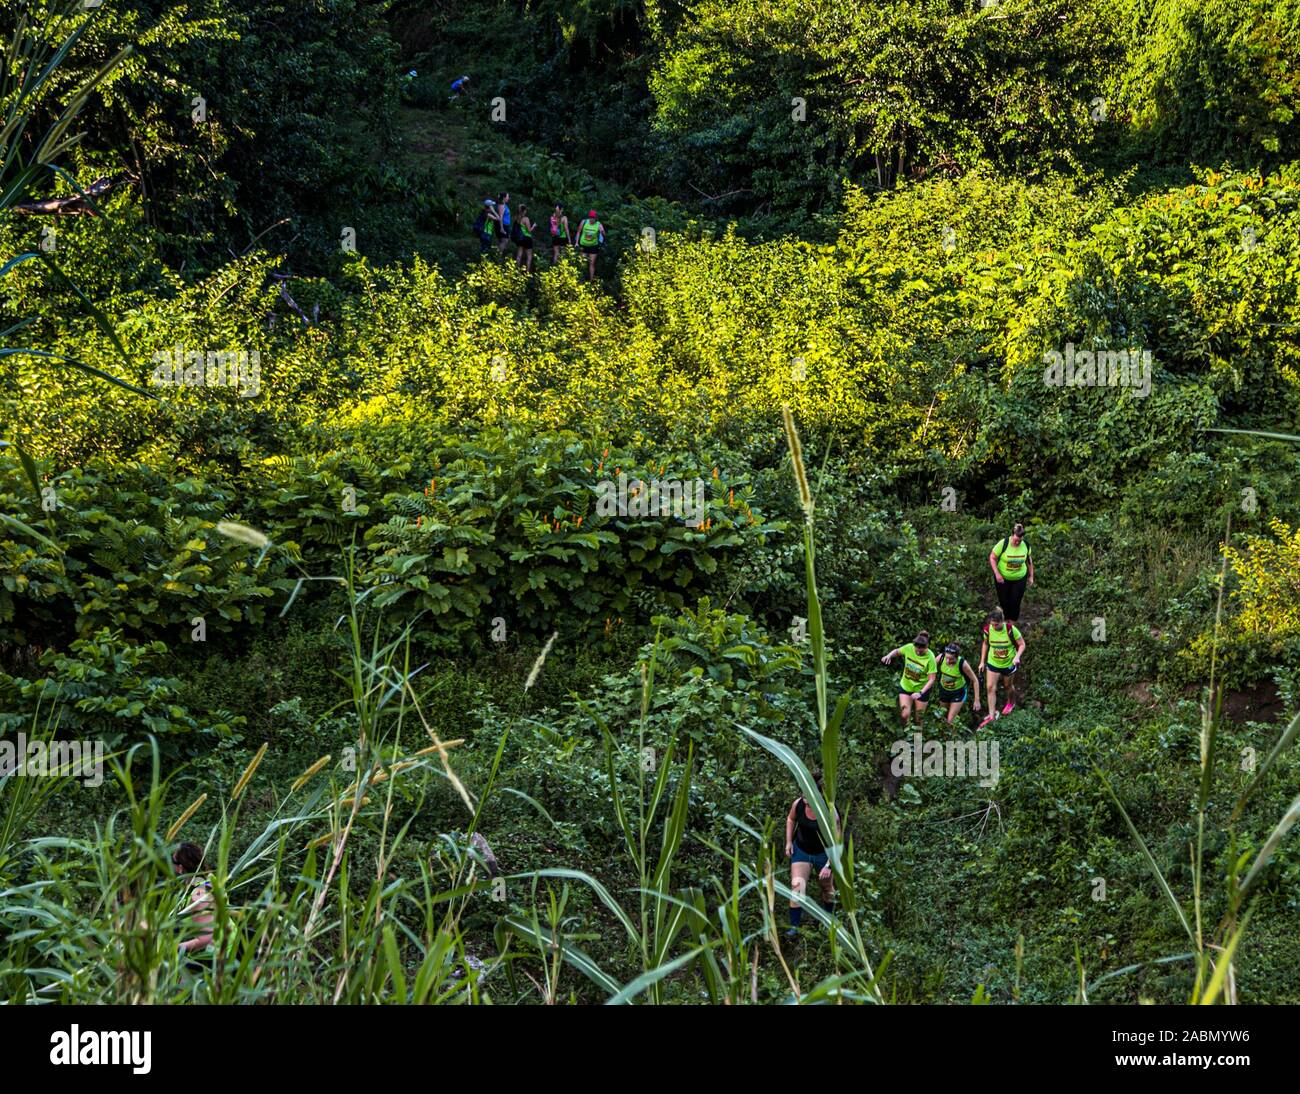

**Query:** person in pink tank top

left=549, top=203, right=571, bottom=265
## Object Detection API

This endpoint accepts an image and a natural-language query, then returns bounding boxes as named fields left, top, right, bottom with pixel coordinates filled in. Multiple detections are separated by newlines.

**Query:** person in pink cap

left=575, top=208, right=605, bottom=281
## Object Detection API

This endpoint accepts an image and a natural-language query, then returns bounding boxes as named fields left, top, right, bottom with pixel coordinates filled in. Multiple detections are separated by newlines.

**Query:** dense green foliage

left=2, top=0, right=1299, bottom=1004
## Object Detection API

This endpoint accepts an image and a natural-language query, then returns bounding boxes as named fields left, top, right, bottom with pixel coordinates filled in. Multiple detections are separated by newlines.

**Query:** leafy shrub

left=0, top=628, right=244, bottom=754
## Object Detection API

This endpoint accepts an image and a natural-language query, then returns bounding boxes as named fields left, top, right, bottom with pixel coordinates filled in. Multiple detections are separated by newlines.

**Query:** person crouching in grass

left=173, top=841, right=214, bottom=966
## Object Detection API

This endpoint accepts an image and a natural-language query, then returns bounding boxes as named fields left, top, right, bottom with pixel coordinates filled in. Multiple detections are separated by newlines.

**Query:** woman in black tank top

left=783, top=773, right=838, bottom=938
left=792, top=798, right=824, bottom=853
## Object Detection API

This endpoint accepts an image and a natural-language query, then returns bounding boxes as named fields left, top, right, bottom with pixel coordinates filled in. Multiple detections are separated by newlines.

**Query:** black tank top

left=793, top=798, right=825, bottom=853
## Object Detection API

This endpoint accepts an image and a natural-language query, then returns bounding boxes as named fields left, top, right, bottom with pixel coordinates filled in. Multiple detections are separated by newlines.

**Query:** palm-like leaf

left=2, top=3, right=139, bottom=396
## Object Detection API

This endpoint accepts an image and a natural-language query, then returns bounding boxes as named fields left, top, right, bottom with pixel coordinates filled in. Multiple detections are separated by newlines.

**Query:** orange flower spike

left=576, top=515, right=583, bottom=527
left=711, top=466, right=719, bottom=480
left=728, top=488, right=734, bottom=505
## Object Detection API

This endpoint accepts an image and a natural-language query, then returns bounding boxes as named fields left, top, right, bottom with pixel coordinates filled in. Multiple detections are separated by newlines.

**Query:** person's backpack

left=510, top=219, right=524, bottom=244
left=472, top=210, right=488, bottom=236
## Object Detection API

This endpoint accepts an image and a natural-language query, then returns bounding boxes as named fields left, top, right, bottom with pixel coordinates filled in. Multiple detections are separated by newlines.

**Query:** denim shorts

left=791, top=844, right=829, bottom=871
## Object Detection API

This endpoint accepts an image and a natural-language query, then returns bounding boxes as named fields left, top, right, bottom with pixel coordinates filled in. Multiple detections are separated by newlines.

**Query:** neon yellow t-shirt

left=993, top=536, right=1031, bottom=580
left=938, top=655, right=966, bottom=692
left=898, top=643, right=937, bottom=692
left=985, top=623, right=1023, bottom=669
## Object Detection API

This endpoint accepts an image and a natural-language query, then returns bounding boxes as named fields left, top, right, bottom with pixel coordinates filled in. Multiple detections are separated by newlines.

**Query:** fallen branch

left=272, top=273, right=312, bottom=326
left=687, top=181, right=754, bottom=203
left=12, top=175, right=126, bottom=216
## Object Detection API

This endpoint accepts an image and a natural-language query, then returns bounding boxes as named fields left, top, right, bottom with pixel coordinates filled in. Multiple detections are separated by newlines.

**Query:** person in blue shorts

left=979, top=608, right=1026, bottom=727
left=934, top=641, right=981, bottom=725
left=784, top=772, right=839, bottom=938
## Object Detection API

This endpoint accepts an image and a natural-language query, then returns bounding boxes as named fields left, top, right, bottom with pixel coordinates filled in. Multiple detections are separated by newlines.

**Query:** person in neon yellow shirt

left=576, top=209, right=604, bottom=282
left=978, top=609, right=1026, bottom=727
left=513, top=204, right=536, bottom=273
left=934, top=641, right=981, bottom=725
left=988, top=522, right=1034, bottom=624
left=881, top=630, right=937, bottom=728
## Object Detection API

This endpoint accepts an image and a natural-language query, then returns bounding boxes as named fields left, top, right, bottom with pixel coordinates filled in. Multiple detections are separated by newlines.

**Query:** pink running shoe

left=978, top=712, right=996, bottom=729
left=1002, top=698, right=1016, bottom=715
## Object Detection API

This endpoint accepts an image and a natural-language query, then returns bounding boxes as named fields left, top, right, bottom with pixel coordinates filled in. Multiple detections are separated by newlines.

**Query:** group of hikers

left=783, top=524, right=1034, bottom=938
left=442, top=71, right=607, bottom=280
left=167, top=525, right=1036, bottom=956
left=881, top=522, right=1033, bottom=730
left=472, top=193, right=605, bottom=280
